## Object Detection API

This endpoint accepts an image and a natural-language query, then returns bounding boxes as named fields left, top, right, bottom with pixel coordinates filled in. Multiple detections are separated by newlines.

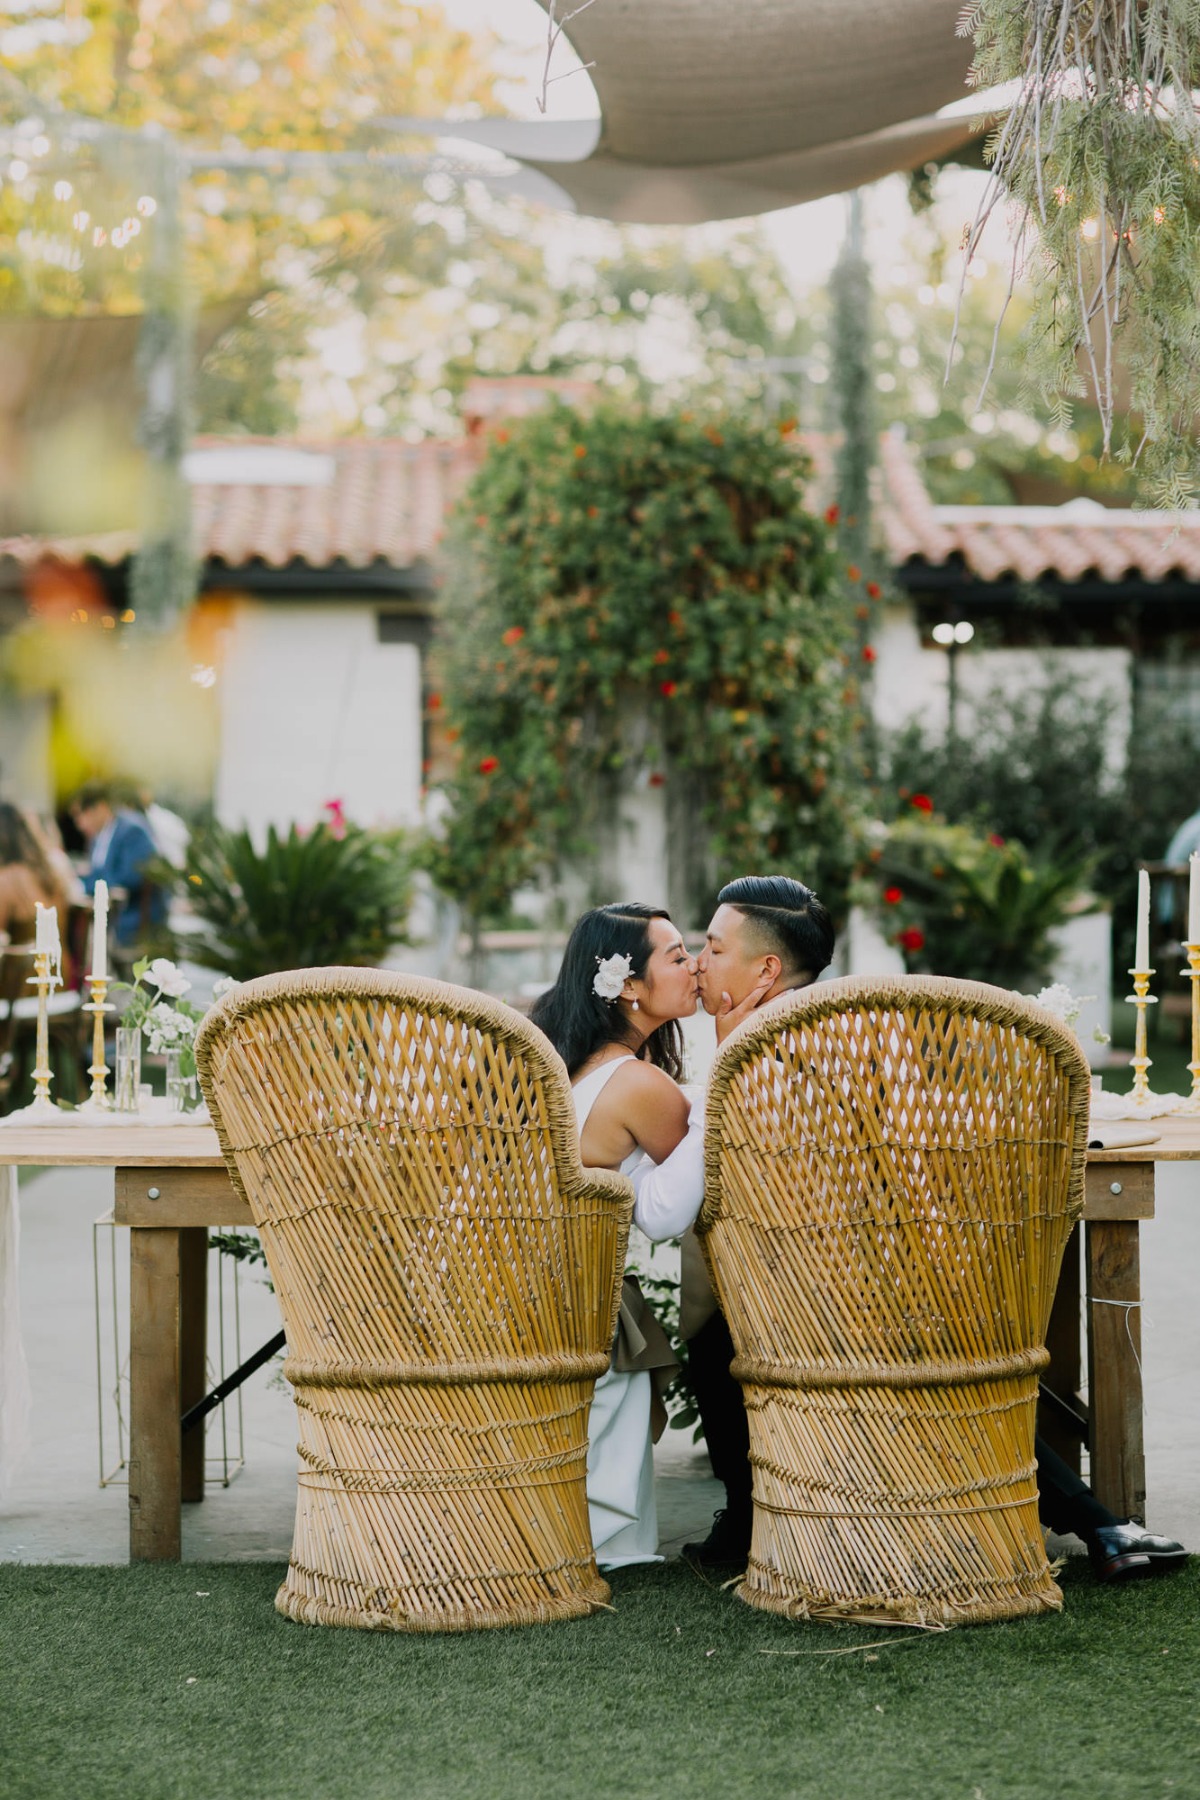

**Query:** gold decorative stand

left=79, top=975, right=114, bottom=1113
left=1124, top=966, right=1157, bottom=1108
left=8, top=948, right=63, bottom=1121
left=1176, top=944, right=1200, bottom=1115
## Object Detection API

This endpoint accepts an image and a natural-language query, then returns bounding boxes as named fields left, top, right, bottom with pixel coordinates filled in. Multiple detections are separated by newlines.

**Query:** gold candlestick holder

left=78, top=975, right=114, bottom=1113
left=21, top=947, right=61, bottom=1119
left=1124, top=966, right=1157, bottom=1106
left=1176, top=943, right=1200, bottom=1115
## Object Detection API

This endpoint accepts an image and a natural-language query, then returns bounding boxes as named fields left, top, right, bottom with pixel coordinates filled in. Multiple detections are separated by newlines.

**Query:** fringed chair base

left=275, top=1361, right=613, bottom=1634
left=734, top=1359, right=1064, bottom=1629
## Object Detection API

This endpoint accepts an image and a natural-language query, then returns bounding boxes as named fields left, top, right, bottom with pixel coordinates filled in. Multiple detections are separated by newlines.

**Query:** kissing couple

left=530, top=875, right=1189, bottom=1587
left=529, top=875, right=834, bottom=1572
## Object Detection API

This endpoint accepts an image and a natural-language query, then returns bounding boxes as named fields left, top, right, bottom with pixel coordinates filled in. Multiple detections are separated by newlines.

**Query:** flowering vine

left=429, top=403, right=863, bottom=923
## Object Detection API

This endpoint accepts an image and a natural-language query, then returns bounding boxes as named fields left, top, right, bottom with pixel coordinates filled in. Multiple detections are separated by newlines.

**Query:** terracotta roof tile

left=0, top=437, right=483, bottom=573
left=878, top=429, right=1200, bottom=583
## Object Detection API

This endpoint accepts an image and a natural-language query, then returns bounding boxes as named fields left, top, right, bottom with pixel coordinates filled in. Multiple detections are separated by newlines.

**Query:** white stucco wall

left=871, top=601, right=1132, bottom=773
left=214, top=601, right=422, bottom=838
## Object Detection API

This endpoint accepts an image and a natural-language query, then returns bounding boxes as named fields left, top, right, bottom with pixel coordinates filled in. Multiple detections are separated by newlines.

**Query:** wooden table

left=3, top=1114, right=1198, bottom=1560
left=1, top=1122, right=232, bottom=1561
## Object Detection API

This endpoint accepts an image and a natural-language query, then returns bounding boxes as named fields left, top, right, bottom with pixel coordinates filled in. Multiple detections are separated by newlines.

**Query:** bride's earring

left=631, top=998, right=639, bottom=1011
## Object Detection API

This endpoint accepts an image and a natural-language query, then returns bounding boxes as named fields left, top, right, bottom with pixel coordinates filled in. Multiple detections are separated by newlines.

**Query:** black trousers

left=686, top=1311, right=1121, bottom=1542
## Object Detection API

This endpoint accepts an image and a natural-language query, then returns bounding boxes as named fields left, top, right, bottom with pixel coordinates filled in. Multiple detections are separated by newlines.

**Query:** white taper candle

left=1190, top=854, right=1200, bottom=947
left=92, top=879, right=109, bottom=980
left=1135, top=867, right=1151, bottom=971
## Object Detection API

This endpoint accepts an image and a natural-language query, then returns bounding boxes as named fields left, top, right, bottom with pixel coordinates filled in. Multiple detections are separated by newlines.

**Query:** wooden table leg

left=179, top=1227, right=208, bottom=1505
left=1040, top=1222, right=1083, bottom=1475
left=1085, top=1218, right=1146, bottom=1523
left=128, top=1227, right=182, bottom=1561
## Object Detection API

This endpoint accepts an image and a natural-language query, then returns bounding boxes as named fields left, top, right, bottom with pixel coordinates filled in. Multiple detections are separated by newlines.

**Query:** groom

left=681, top=873, right=1188, bottom=1585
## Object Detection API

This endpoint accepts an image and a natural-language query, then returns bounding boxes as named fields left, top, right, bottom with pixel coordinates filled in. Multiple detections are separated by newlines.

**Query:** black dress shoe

left=1089, top=1522, right=1189, bottom=1583
left=681, top=1507, right=752, bottom=1570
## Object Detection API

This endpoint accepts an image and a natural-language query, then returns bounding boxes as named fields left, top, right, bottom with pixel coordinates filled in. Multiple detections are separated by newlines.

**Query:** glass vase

left=165, top=1048, right=198, bottom=1114
left=113, top=1027, right=143, bottom=1113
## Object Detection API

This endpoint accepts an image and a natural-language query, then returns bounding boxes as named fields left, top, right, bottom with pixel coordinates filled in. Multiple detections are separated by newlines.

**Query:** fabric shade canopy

left=388, top=0, right=985, bottom=223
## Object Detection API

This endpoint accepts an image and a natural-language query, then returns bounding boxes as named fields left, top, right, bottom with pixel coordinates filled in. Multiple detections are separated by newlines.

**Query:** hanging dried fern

left=956, top=0, right=1200, bottom=503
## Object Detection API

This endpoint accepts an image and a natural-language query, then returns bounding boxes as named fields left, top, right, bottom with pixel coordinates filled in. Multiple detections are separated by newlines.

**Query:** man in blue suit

left=71, top=781, right=168, bottom=948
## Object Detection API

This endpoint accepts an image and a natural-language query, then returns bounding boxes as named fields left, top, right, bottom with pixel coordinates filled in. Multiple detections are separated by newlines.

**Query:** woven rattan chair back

left=699, top=974, right=1090, bottom=1628
left=195, top=968, right=632, bottom=1633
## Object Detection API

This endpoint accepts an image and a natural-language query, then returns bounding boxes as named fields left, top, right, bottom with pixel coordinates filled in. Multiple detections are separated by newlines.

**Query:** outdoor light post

left=931, top=619, right=975, bottom=737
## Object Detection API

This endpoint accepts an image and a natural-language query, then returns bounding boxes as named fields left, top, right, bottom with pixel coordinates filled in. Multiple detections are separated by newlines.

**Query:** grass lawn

left=3, top=1558, right=1197, bottom=1800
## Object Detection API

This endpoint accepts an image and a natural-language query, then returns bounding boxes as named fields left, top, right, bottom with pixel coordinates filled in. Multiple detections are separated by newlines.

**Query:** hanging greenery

left=429, top=403, right=865, bottom=926
left=959, top=0, right=1200, bottom=502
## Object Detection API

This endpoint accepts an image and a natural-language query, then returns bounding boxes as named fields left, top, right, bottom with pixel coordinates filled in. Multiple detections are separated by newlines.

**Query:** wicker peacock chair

left=195, top=968, right=632, bottom=1633
left=698, top=975, right=1090, bottom=1628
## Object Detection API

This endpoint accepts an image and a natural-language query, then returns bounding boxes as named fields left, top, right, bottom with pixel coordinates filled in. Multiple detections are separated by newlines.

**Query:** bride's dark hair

left=529, top=902, right=685, bottom=1081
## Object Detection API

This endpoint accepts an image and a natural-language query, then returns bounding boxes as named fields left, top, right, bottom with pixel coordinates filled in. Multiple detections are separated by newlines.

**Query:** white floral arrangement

left=144, top=1001, right=198, bottom=1055
left=593, top=952, right=633, bottom=1002
left=1027, top=983, right=1111, bottom=1047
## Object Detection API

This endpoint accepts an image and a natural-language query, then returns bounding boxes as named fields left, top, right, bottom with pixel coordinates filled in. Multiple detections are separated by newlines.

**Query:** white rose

left=593, top=952, right=633, bottom=1001
left=212, top=976, right=240, bottom=1001
left=146, top=957, right=191, bottom=998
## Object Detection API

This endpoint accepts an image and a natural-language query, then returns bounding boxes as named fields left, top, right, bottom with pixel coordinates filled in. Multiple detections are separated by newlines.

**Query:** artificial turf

left=2, top=1559, right=1198, bottom=1800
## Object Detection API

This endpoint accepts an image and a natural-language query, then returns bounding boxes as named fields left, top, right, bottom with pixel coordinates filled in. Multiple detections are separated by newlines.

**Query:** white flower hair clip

left=593, top=952, right=633, bottom=1002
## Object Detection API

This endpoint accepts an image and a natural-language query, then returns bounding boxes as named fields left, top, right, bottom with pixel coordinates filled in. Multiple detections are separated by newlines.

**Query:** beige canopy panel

left=388, top=0, right=984, bottom=223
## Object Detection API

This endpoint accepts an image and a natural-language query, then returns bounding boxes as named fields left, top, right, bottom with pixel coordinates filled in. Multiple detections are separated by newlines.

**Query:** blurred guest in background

left=0, top=803, right=69, bottom=948
left=70, top=781, right=166, bottom=948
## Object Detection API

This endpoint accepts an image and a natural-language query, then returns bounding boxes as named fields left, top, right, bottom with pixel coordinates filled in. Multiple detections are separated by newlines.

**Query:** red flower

left=778, top=416, right=798, bottom=436
left=501, top=626, right=525, bottom=646
left=427, top=692, right=442, bottom=711
left=478, top=756, right=499, bottom=775
left=824, top=504, right=840, bottom=525
left=668, top=609, right=684, bottom=627
left=653, top=648, right=670, bottom=665
left=866, top=581, right=882, bottom=600
left=854, top=603, right=870, bottom=621
left=659, top=680, right=678, bottom=698
left=988, top=832, right=1006, bottom=847
left=587, top=505, right=599, bottom=518
left=896, top=927, right=926, bottom=953
left=494, top=426, right=509, bottom=444
left=847, top=564, right=862, bottom=582
left=883, top=886, right=903, bottom=906
left=574, top=444, right=587, bottom=459
left=648, top=772, right=666, bottom=788
left=910, top=793, right=934, bottom=813
left=861, top=644, right=877, bottom=664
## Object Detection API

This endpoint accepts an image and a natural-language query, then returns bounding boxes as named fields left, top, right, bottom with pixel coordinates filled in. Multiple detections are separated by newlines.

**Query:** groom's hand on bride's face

left=714, top=974, right=777, bottom=1044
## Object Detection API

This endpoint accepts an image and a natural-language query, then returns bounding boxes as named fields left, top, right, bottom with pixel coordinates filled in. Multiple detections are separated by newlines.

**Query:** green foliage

left=430, top=403, right=864, bottom=926
left=966, top=0, right=1200, bottom=501
left=879, top=675, right=1200, bottom=968
left=862, top=810, right=1091, bottom=990
left=177, top=819, right=415, bottom=981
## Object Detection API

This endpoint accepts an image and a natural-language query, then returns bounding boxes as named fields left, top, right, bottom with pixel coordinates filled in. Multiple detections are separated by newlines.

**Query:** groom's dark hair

left=717, top=875, right=834, bottom=985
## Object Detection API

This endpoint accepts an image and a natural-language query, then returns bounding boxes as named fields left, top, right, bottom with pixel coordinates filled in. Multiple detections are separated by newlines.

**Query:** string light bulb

left=136, top=195, right=157, bottom=216
left=53, top=179, right=72, bottom=201
left=72, top=210, right=89, bottom=230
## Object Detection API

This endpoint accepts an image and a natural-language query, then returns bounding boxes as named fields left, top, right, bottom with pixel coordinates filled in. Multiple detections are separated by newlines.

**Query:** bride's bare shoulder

left=603, top=1058, right=688, bottom=1115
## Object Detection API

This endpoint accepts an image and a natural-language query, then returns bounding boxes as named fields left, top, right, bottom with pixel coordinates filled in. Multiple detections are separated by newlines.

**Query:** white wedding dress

left=572, top=1058, right=706, bottom=1570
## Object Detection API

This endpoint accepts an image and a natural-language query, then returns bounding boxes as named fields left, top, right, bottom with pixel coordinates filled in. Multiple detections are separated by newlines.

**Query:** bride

left=529, top=902, right=704, bottom=1569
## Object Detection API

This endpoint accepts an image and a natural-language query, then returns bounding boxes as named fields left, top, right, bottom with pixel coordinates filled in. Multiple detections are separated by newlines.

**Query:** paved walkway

left=2, top=1160, right=1197, bottom=1566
